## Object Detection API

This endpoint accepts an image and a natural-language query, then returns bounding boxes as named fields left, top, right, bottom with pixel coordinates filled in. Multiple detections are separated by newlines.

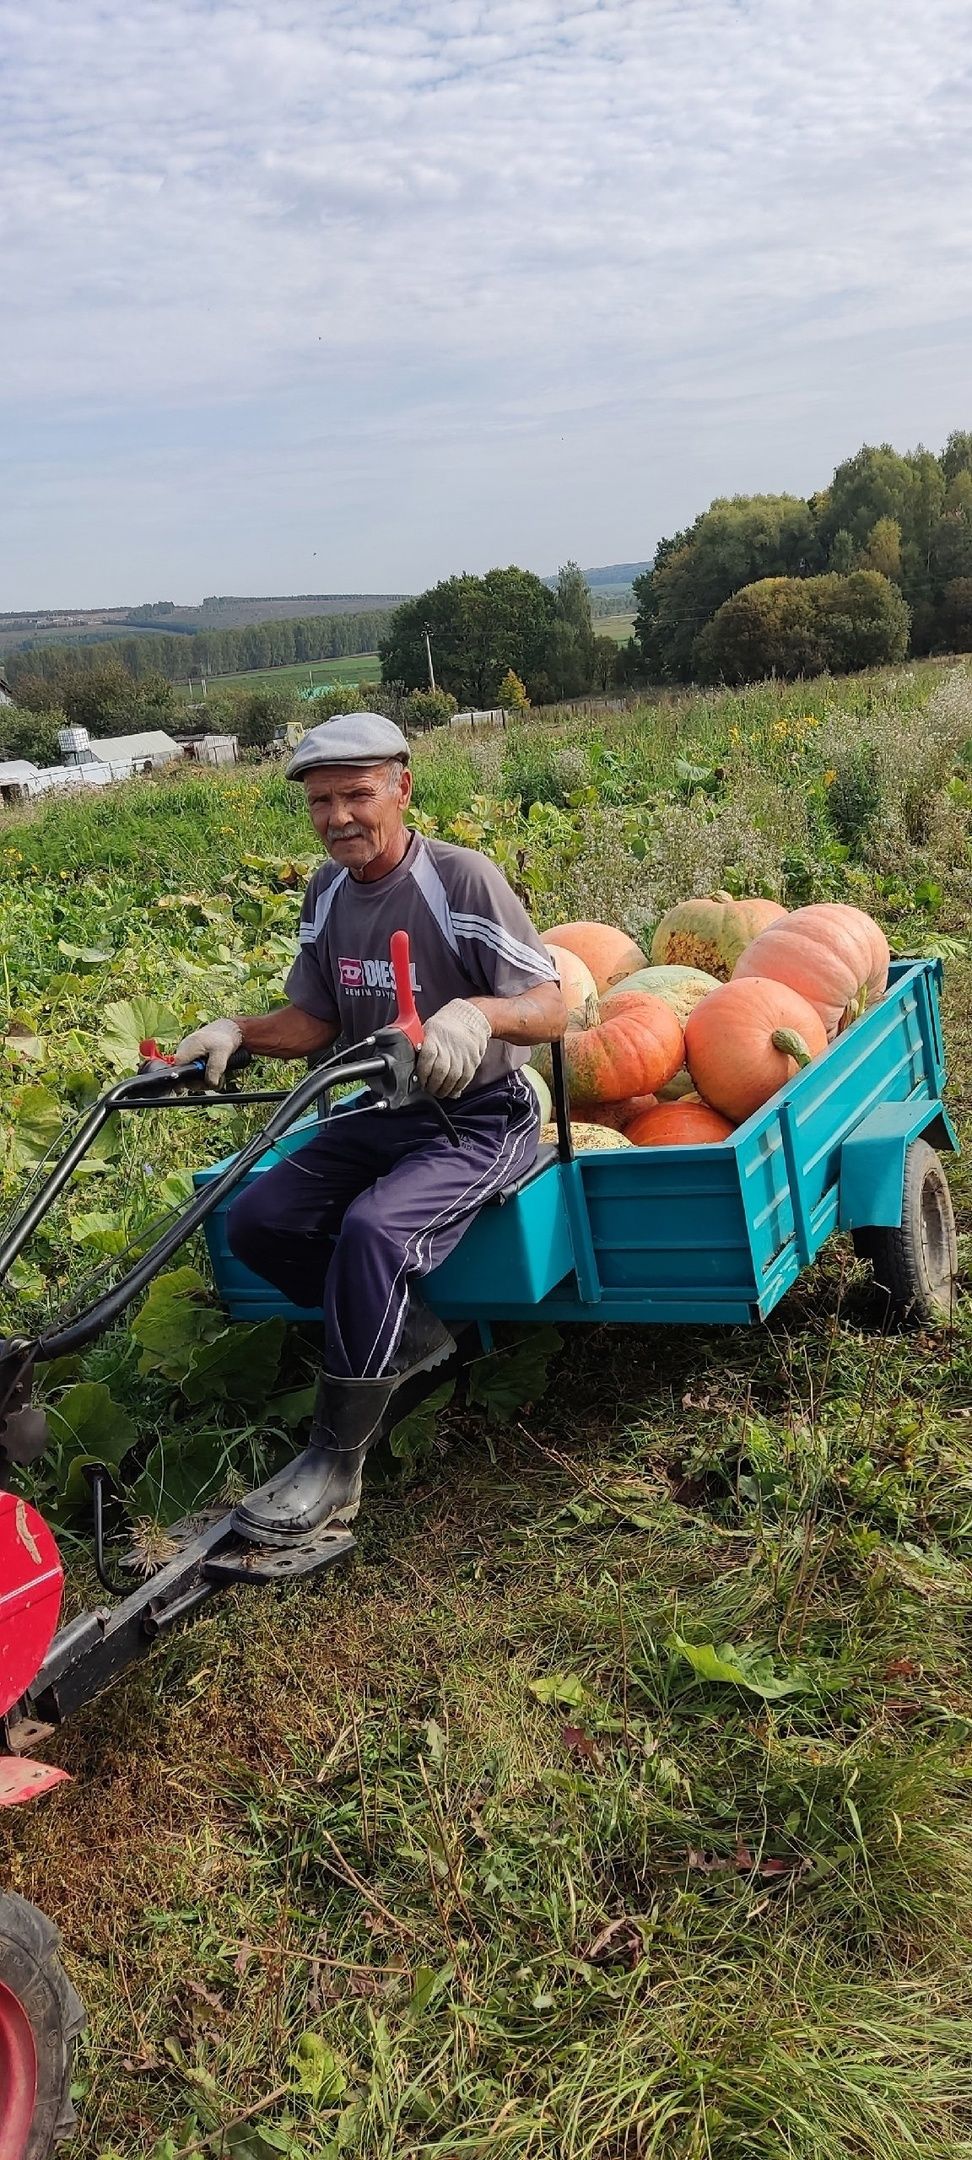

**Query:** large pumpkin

left=650, top=892, right=787, bottom=980
left=607, top=964, right=720, bottom=1099
left=544, top=920, right=648, bottom=993
left=572, top=1093, right=657, bottom=1131
left=733, top=903, right=890, bottom=1039
left=626, top=1099, right=736, bottom=1147
left=684, top=977, right=828, bottom=1123
left=608, top=963, right=720, bottom=1026
left=544, top=943, right=600, bottom=1028
left=536, top=991, right=683, bottom=1105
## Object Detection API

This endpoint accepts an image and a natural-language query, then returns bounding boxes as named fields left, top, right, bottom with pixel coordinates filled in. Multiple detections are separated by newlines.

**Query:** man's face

left=302, top=760, right=413, bottom=875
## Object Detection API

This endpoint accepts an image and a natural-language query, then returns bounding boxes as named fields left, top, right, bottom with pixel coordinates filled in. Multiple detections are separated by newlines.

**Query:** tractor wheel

left=852, top=1138, right=959, bottom=1325
left=0, top=1894, right=84, bottom=2159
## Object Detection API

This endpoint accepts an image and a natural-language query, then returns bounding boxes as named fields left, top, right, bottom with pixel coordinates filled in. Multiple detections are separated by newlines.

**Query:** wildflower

left=823, top=769, right=837, bottom=786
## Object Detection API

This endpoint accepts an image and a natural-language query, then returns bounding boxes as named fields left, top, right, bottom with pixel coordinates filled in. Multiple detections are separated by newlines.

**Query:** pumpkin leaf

left=132, top=1266, right=226, bottom=1381
left=468, top=1327, right=561, bottom=1423
left=529, top=1672, right=587, bottom=1709
left=670, top=1633, right=811, bottom=1701
left=181, top=1319, right=286, bottom=1406
left=47, top=1381, right=138, bottom=1504
left=388, top=1380, right=455, bottom=1470
left=11, top=1085, right=65, bottom=1169
left=99, top=997, right=180, bottom=1073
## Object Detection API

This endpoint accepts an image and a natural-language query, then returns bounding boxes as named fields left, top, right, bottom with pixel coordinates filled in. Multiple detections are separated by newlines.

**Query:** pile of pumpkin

left=527, top=893, right=891, bottom=1150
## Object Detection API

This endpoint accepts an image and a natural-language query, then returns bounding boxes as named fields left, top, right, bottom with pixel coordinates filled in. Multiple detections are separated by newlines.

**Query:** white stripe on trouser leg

left=362, top=1078, right=539, bottom=1378
left=368, top=1078, right=538, bottom=1377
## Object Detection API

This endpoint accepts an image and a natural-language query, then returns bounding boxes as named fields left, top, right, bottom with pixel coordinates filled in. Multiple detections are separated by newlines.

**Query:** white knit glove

left=172, top=1017, right=244, bottom=1087
left=416, top=999, right=491, bottom=1098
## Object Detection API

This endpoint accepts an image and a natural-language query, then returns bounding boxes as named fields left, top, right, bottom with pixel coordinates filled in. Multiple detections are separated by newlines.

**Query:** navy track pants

left=226, top=1071, right=539, bottom=1378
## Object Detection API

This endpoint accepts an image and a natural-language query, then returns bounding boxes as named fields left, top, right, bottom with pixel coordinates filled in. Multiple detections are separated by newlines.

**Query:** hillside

left=0, top=593, right=410, bottom=657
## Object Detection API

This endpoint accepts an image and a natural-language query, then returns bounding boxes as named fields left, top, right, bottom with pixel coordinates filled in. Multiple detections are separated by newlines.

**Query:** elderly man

left=174, top=712, right=567, bottom=1543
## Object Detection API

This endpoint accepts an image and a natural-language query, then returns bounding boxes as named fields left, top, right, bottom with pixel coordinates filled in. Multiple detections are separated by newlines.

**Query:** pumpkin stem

left=771, top=1027, right=814, bottom=1067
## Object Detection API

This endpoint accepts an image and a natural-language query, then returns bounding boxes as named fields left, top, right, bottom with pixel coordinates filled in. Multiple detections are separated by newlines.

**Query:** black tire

left=0, top=1893, right=85, bottom=2158
left=852, top=1138, right=959, bottom=1325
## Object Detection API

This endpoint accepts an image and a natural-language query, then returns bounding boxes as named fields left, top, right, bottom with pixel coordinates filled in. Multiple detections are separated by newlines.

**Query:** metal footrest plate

left=202, top=1523, right=355, bottom=1585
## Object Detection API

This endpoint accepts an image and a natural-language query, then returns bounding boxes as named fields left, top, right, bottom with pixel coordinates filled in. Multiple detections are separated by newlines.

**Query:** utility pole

left=423, top=625, right=436, bottom=692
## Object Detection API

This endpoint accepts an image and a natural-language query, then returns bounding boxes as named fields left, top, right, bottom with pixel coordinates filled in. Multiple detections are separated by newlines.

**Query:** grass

left=182, top=653, right=381, bottom=700
left=1, top=659, right=971, bottom=2158
left=594, top=610, right=636, bottom=642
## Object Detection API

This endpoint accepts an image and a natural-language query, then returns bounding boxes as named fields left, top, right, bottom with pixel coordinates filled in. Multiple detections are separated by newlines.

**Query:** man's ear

left=400, top=765, right=414, bottom=808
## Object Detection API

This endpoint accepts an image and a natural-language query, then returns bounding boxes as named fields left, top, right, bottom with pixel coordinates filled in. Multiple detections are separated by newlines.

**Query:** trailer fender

left=839, top=1099, right=959, bottom=1230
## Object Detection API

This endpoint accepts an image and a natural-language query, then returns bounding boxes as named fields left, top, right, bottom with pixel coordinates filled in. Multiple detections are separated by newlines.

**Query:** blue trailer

left=199, top=957, right=959, bottom=1337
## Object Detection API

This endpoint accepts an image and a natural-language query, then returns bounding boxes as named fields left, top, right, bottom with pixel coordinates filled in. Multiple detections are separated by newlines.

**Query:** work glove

left=416, top=999, right=491, bottom=1099
left=173, top=1017, right=244, bottom=1087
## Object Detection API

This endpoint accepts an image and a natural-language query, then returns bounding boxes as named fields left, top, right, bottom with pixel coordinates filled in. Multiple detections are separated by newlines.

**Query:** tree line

left=636, top=431, right=972, bottom=682
left=3, top=607, right=394, bottom=697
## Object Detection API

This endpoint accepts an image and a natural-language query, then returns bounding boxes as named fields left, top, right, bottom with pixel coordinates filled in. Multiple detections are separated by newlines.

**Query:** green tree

left=634, top=496, right=820, bottom=680
left=305, top=686, right=364, bottom=719
left=401, top=688, right=457, bottom=731
left=0, top=705, right=67, bottom=767
left=942, top=430, right=972, bottom=483
left=381, top=569, right=558, bottom=705
left=814, top=570, right=910, bottom=671
left=232, top=687, right=301, bottom=750
left=696, top=578, right=822, bottom=684
left=861, top=517, right=902, bottom=581
left=941, top=578, right=972, bottom=650
left=827, top=529, right=859, bottom=574
left=698, top=570, right=908, bottom=684
left=591, top=637, right=617, bottom=691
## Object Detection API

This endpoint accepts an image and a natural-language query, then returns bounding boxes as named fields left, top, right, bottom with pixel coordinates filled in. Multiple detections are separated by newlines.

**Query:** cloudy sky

left=3, top=0, right=972, bottom=607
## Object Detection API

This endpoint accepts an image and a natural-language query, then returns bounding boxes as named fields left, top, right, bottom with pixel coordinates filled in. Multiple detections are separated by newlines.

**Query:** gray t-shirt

left=285, top=829, right=557, bottom=1088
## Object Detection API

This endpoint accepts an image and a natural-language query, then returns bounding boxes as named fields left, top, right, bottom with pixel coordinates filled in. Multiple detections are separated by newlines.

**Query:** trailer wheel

left=0, top=1895, right=84, bottom=2159
left=853, top=1138, right=959, bottom=1325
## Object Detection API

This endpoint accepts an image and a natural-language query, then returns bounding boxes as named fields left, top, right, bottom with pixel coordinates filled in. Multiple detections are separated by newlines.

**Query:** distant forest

left=3, top=608, right=394, bottom=696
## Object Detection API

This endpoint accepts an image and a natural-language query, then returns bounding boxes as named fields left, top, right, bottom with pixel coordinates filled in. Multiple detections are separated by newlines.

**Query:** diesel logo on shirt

left=338, top=956, right=422, bottom=993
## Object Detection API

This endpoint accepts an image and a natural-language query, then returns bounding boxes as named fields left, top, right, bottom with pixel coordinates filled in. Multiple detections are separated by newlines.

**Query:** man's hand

left=173, top=1018, right=244, bottom=1087
left=416, top=999, right=492, bottom=1098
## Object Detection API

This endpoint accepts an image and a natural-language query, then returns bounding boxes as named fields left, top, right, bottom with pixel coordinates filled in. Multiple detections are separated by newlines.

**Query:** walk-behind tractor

left=0, top=942, right=960, bottom=2156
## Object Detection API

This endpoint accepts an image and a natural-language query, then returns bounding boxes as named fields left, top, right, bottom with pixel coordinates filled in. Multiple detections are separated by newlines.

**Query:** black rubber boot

left=233, top=1375, right=396, bottom=1545
left=391, top=1294, right=456, bottom=1380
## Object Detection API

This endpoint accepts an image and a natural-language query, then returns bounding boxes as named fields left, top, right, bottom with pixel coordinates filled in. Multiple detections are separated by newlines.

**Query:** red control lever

left=389, top=931, right=424, bottom=1047
left=139, top=1038, right=177, bottom=1066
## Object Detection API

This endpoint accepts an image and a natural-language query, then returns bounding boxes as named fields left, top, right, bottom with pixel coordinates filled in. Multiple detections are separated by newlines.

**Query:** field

left=183, top=652, right=382, bottom=700
left=1, top=661, right=971, bottom=2160
left=594, top=609, right=636, bottom=642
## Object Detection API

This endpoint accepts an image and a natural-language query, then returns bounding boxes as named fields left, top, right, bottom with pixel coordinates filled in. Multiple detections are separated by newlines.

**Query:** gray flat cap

left=286, top=712, right=410, bottom=779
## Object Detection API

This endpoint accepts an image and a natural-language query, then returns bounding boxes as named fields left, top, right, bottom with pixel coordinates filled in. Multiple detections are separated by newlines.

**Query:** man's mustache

left=327, top=825, right=368, bottom=842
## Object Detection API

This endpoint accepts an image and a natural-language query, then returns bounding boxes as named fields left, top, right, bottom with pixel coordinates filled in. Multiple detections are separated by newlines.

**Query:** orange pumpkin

left=544, top=920, right=648, bottom=993
left=626, top=1099, right=736, bottom=1147
left=684, top=977, right=828, bottom=1123
left=733, top=903, right=890, bottom=1039
left=650, top=891, right=787, bottom=980
left=544, top=942, right=600, bottom=1028
left=572, top=1093, right=657, bottom=1131
left=536, top=991, right=683, bottom=1105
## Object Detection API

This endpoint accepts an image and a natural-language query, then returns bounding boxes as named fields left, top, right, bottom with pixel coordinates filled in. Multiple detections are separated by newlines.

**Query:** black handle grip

left=138, top=1045, right=252, bottom=1088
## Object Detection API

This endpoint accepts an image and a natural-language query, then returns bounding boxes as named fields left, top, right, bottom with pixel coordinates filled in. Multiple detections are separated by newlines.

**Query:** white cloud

left=2, top=0, right=972, bottom=601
